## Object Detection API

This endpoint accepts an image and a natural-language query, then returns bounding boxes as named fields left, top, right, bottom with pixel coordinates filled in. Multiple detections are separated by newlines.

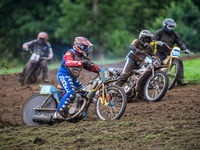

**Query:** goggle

left=167, top=25, right=175, bottom=30
left=38, top=38, right=45, bottom=41
left=80, top=45, right=93, bottom=52
left=142, top=37, right=152, bottom=43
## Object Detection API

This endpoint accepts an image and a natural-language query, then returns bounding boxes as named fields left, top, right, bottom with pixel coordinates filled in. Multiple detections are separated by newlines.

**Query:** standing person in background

left=154, top=18, right=191, bottom=86
left=21, top=32, right=53, bottom=83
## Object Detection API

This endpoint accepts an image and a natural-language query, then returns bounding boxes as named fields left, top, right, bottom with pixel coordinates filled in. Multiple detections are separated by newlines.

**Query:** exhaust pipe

left=32, top=114, right=52, bottom=123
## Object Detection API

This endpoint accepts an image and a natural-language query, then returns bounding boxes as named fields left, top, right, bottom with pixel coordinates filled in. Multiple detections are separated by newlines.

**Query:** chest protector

left=34, top=42, right=49, bottom=57
left=67, top=50, right=84, bottom=78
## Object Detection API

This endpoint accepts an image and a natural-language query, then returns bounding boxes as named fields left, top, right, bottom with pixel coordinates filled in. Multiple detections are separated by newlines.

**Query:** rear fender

left=39, top=85, right=60, bottom=101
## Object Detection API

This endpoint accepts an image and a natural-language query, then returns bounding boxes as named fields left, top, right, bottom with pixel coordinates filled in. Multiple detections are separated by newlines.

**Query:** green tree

left=150, top=0, right=200, bottom=51
left=0, top=0, right=61, bottom=64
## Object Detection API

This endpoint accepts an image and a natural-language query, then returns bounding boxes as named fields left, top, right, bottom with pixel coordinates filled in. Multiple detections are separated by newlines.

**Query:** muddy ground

left=0, top=57, right=200, bottom=149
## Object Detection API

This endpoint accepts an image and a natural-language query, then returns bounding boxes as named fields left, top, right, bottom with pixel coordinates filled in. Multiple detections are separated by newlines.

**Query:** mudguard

left=39, top=85, right=60, bottom=101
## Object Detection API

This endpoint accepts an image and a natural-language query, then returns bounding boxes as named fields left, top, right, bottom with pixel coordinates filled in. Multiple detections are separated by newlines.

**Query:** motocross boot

left=52, top=111, right=65, bottom=120
left=43, top=77, right=49, bottom=83
left=177, top=80, right=187, bottom=86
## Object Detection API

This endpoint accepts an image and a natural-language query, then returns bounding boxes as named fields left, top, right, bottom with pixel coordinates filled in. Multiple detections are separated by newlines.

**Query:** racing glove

left=83, top=60, right=91, bottom=67
left=22, top=44, right=29, bottom=51
left=157, top=41, right=164, bottom=46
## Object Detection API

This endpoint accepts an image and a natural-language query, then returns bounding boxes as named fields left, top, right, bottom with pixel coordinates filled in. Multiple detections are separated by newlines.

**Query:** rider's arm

left=22, top=40, right=36, bottom=51
left=84, top=63, right=101, bottom=73
left=47, top=42, right=53, bottom=60
left=64, top=51, right=83, bottom=67
left=173, top=32, right=187, bottom=50
left=129, top=39, right=139, bottom=52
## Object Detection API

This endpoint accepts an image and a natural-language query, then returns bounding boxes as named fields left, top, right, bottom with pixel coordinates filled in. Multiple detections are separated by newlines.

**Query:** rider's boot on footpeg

left=52, top=111, right=65, bottom=120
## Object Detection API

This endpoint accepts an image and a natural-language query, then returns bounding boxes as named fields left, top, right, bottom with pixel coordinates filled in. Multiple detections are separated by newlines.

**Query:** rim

left=97, top=87, right=124, bottom=120
left=145, top=73, right=166, bottom=101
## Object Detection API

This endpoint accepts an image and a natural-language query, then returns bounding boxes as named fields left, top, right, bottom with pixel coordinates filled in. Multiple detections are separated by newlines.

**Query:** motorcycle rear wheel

left=144, top=70, right=168, bottom=102
left=21, top=93, right=57, bottom=126
left=95, top=85, right=127, bottom=120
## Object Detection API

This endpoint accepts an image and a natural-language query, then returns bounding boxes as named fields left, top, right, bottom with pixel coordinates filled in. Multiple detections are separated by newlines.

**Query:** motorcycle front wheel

left=21, top=63, right=34, bottom=86
left=167, top=61, right=180, bottom=90
left=21, top=93, right=57, bottom=126
left=144, top=70, right=168, bottom=102
left=95, top=85, right=127, bottom=120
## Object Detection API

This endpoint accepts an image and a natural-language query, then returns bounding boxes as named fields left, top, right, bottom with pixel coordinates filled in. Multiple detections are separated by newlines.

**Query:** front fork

left=100, top=83, right=114, bottom=107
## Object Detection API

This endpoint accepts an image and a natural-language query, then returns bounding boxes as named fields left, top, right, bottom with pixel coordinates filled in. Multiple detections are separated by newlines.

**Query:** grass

left=183, top=58, right=200, bottom=83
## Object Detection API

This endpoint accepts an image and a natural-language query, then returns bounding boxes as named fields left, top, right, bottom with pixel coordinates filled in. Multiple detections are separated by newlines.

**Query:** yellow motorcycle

left=151, top=42, right=192, bottom=90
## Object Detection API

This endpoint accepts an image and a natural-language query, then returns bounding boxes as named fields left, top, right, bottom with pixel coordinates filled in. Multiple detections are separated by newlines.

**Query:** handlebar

left=26, top=49, right=51, bottom=60
left=151, top=41, right=193, bottom=55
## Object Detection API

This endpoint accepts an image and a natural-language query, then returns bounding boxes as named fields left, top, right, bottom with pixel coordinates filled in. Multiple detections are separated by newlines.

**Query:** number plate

left=30, top=53, right=40, bottom=61
left=40, top=85, right=52, bottom=94
left=40, top=85, right=60, bottom=101
left=171, top=47, right=180, bottom=58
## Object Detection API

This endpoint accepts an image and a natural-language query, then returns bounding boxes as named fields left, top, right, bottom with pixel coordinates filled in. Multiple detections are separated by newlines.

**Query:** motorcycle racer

left=53, top=37, right=101, bottom=120
left=154, top=18, right=191, bottom=86
left=21, top=32, right=53, bottom=83
left=115, top=30, right=156, bottom=87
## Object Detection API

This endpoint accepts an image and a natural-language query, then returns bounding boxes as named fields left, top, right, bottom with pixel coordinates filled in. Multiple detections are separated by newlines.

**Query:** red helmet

left=37, top=32, right=48, bottom=40
left=74, top=37, right=93, bottom=56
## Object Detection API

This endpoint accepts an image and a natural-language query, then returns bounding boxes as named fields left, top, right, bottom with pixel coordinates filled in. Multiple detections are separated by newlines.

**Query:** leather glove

left=83, top=60, right=91, bottom=67
left=157, top=41, right=164, bottom=46
left=184, top=49, right=191, bottom=54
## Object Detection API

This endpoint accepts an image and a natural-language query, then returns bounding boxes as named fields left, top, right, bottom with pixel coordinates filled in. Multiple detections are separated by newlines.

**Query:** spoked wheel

left=21, top=93, right=57, bottom=126
left=95, top=85, right=127, bottom=120
left=144, top=70, right=168, bottom=102
left=167, top=61, right=180, bottom=90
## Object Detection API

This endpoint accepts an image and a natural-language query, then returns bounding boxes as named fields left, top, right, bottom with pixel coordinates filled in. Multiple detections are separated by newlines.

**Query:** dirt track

left=0, top=60, right=199, bottom=126
left=0, top=58, right=200, bottom=149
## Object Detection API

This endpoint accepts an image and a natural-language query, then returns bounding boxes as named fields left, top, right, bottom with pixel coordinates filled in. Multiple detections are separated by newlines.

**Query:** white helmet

left=139, top=30, right=153, bottom=45
left=163, top=18, right=176, bottom=32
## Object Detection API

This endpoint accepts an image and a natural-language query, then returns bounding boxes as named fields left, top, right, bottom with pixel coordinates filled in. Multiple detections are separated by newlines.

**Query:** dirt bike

left=21, top=50, right=48, bottom=86
left=21, top=66, right=127, bottom=126
left=151, top=42, right=193, bottom=90
left=109, top=53, right=169, bottom=102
